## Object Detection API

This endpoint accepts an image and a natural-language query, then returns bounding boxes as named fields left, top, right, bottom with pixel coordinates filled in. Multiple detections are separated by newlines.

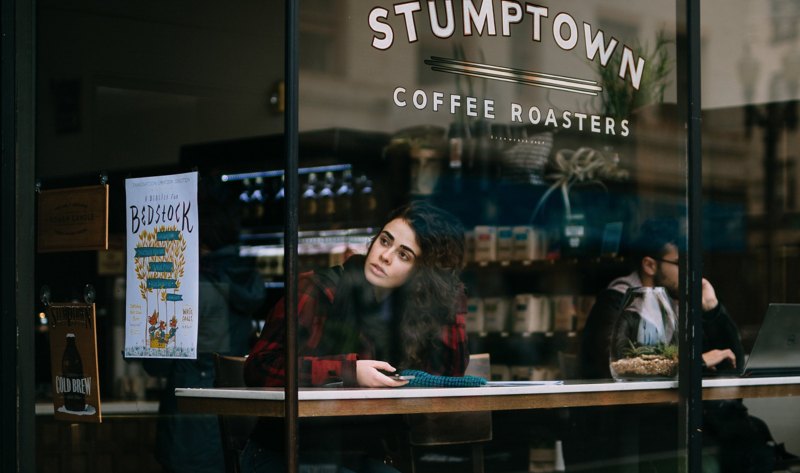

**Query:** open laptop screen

left=743, top=303, right=800, bottom=377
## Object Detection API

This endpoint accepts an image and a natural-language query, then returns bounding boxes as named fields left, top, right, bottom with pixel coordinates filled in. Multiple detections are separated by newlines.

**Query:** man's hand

left=702, top=349, right=736, bottom=370
left=701, top=278, right=719, bottom=312
left=356, top=360, right=409, bottom=388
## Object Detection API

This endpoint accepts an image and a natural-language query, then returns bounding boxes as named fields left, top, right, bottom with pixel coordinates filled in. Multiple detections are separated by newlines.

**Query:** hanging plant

left=530, top=147, right=629, bottom=223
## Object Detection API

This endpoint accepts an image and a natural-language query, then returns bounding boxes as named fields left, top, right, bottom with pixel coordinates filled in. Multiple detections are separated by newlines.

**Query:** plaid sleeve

left=438, top=290, right=469, bottom=377
left=243, top=273, right=358, bottom=387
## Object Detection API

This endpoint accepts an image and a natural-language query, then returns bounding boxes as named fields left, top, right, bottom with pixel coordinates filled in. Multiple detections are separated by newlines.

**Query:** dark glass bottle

left=250, top=177, right=266, bottom=226
left=301, top=172, right=319, bottom=225
left=272, top=175, right=285, bottom=226
left=62, top=333, right=85, bottom=412
left=355, top=174, right=377, bottom=225
left=318, top=171, right=336, bottom=226
left=238, top=178, right=252, bottom=225
left=335, top=169, right=354, bottom=225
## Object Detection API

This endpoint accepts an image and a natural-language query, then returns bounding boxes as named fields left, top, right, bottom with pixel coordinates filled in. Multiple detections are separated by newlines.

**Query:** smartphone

left=379, top=370, right=415, bottom=380
left=390, top=374, right=415, bottom=380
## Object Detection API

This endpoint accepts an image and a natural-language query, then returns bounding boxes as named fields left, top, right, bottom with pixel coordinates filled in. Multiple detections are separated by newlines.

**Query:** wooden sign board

left=97, top=233, right=125, bottom=276
left=47, top=302, right=102, bottom=423
left=38, top=184, right=109, bottom=252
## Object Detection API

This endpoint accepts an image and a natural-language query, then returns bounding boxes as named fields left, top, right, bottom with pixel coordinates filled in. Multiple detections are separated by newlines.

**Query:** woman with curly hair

left=241, top=200, right=469, bottom=472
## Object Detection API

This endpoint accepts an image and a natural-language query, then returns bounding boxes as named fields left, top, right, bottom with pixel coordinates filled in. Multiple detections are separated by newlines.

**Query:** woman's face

left=364, top=218, right=421, bottom=290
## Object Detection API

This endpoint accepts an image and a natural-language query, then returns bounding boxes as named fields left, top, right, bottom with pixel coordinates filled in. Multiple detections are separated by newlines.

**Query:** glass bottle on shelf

left=301, top=172, right=319, bottom=225
left=318, top=171, right=336, bottom=226
left=250, top=177, right=266, bottom=226
left=239, top=178, right=252, bottom=225
left=335, top=169, right=354, bottom=225
left=272, top=175, right=285, bottom=226
left=355, top=174, right=377, bottom=225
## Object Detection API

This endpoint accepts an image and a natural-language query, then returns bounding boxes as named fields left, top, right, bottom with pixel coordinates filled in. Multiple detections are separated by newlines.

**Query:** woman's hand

left=702, top=349, right=736, bottom=370
left=356, top=360, right=409, bottom=388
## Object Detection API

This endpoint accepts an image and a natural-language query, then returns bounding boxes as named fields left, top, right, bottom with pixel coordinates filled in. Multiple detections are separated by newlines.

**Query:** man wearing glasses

left=578, top=218, right=738, bottom=380
left=573, top=219, right=781, bottom=473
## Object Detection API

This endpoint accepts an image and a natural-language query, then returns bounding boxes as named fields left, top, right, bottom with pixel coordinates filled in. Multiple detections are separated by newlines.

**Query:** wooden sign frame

left=38, top=184, right=109, bottom=252
left=47, top=302, right=103, bottom=423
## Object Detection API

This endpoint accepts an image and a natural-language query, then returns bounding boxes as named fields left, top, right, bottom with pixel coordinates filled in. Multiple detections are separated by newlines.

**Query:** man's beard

left=654, top=270, right=679, bottom=299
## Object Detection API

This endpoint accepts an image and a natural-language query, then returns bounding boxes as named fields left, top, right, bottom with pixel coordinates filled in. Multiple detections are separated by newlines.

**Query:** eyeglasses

left=656, top=258, right=679, bottom=266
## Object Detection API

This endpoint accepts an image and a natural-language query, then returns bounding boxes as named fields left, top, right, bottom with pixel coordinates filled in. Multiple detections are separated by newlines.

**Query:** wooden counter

left=176, top=376, right=800, bottom=418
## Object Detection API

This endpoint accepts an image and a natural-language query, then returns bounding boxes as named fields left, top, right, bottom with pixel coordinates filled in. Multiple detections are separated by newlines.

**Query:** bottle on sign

left=62, top=333, right=85, bottom=412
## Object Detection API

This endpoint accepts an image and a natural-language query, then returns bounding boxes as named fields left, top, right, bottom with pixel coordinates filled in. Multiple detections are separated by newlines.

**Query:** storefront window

left=269, top=1, right=685, bottom=471
left=21, top=0, right=800, bottom=472
left=700, top=2, right=800, bottom=471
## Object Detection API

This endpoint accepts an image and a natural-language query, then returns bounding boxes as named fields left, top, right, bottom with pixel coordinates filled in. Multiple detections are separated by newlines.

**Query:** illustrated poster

left=124, top=171, right=198, bottom=358
left=48, top=302, right=102, bottom=423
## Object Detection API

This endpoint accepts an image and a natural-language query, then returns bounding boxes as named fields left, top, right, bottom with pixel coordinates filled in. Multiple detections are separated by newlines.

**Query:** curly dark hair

left=379, top=201, right=466, bottom=369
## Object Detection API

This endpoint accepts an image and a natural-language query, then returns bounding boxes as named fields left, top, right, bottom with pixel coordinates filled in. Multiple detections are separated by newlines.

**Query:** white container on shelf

left=512, top=294, right=551, bottom=333
left=482, top=297, right=509, bottom=332
left=540, top=297, right=553, bottom=332
left=552, top=295, right=577, bottom=332
left=473, top=226, right=497, bottom=262
left=512, top=294, right=539, bottom=333
left=511, top=225, right=540, bottom=261
left=496, top=226, right=515, bottom=261
left=465, top=298, right=485, bottom=333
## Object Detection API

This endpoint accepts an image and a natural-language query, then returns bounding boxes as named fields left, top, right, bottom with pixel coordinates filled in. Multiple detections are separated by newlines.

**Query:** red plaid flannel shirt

left=244, top=269, right=469, bottom=387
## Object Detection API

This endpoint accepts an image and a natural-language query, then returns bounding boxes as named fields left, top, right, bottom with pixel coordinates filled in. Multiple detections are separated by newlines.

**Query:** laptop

left=742, top=303, right=800, bottom=377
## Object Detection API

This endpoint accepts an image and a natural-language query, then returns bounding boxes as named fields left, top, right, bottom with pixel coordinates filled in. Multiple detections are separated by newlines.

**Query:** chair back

left=213, top=354, right=257, bottom=473
left=407, top=353, right=493, bottom=446
left=398, top=354, right=493, bottom=473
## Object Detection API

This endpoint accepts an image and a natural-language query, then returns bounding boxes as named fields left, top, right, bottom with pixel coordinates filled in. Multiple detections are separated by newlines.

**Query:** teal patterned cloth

left=399, top=369, right=488, bottom=388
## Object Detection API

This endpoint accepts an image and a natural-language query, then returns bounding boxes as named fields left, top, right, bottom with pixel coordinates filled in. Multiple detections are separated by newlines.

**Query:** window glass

left=257, top=1, right=686, bottom=471
left=701, top=1, right=800, bottom=467
left=34, top=1, right=281, bottom=471
left=35, top=1, right=800, bottom=472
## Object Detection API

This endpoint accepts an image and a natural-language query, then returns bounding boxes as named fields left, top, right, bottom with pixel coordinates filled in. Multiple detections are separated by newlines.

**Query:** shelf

left=466, top=256, right=625, bottom=271
left=221, top=163, right=353, bottom=182
left=240, top=227, right=376, bottom=256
